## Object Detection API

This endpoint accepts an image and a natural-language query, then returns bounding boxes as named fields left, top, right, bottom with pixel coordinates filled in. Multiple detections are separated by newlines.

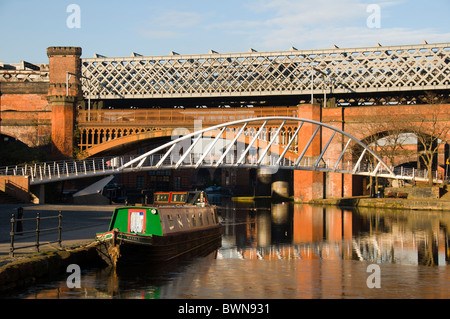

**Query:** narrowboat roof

left=153, top=190, right=209, bottom=206
left=104, top=201, right=219, bottom=238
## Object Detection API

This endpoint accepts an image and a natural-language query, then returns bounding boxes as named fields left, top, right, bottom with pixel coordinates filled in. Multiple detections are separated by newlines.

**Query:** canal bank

left=0, top=204, right=115, bottom=294
left=232, top=194, right=450, bottom=211
left=0, top=241, right=104, bottom=294
left=307, top=197, right=450, bottom=211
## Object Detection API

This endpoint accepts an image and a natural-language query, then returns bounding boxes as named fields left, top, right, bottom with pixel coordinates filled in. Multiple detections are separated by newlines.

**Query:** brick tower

left=46, top=46, right=82, bottom=157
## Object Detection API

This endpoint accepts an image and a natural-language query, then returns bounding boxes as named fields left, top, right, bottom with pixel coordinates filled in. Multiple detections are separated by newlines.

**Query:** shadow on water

left=10, top=196, right=450, bottom=299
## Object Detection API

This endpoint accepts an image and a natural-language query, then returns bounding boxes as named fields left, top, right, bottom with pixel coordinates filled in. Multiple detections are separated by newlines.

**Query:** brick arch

left=81, top=128, right=174, bottom=158
left=0, top=132, right=21, bottom=143
left=0, top=128, right=40, bottom=148
left=354, top=127, right=449, bottom=169
left=81, top=125, right=300, bottom=160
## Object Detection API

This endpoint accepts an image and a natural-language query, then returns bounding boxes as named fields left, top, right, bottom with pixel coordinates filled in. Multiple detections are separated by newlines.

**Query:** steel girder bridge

left=81, top=42, right=450, bottom=104
left=1, top=117, right=439, bottom=185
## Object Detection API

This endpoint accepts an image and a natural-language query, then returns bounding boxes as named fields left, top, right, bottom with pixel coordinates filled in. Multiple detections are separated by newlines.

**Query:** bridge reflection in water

left=17, top=199, right=450, bottom=299
left=219, top=200, right=449, bottom=266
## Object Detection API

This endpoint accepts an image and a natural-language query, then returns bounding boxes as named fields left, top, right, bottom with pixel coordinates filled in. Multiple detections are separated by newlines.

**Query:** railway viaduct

left=1, top=44, right=450, bottom=201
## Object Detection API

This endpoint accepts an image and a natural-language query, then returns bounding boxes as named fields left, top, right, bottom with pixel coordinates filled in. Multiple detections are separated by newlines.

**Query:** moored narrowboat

left=96, top=191, right=222, bottom=267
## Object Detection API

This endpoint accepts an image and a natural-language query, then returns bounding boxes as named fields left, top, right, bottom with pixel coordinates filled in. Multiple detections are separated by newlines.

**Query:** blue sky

left=1, top=0, right=449, bottom=63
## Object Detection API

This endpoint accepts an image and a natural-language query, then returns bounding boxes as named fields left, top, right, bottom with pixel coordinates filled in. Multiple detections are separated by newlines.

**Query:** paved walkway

left=0, top=203, right=116, bottom=264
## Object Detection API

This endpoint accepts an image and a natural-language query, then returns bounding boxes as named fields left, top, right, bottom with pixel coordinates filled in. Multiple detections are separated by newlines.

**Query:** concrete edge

left=306, top=197, right=450, bottom=211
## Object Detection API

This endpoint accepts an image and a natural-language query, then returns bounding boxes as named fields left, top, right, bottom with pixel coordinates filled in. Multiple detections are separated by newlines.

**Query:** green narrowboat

left=96, top=191, right=222, bottom=267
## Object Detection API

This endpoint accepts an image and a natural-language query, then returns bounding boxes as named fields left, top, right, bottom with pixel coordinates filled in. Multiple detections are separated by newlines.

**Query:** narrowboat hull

left=96, top=225, right=222, bottom=267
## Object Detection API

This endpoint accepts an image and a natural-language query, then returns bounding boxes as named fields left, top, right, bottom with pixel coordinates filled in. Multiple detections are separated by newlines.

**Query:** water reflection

left=220, top=201, right=450, bottom=267
left=11, top=199, right=450, bottom=299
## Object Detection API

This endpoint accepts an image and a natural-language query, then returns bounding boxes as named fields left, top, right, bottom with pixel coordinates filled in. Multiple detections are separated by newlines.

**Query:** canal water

left=11, top=197, right=450, bottom=299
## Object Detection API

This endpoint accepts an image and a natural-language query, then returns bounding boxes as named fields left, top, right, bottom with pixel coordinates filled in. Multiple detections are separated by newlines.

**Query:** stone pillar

left=46, top=46, right=82, bottom=157
left=271, top=169, right=290, bottom=199
left=293, top=103, right=323, bottom=202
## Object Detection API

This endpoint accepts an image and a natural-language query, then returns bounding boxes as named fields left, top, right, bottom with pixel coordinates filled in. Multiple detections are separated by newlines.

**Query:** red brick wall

left=0, top=83, right=51, bottom=147
left=0, top=176, right=30, bottom=202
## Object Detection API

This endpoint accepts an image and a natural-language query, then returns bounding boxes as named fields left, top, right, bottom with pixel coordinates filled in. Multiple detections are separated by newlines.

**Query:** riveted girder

left=81, top=43, right=450, bottom=100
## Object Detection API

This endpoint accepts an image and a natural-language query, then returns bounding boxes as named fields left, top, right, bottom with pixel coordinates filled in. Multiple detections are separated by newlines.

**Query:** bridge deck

left=81, top=43, right=450, bottom=99
left=0, top=155, right=433, bottom=185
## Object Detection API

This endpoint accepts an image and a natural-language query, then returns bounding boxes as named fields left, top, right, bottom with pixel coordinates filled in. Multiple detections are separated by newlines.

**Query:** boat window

left=186, top=214, right=192, bottom=228
left=167, top=215, right=175, bottom=230
left=172, top=193, right=187, bottom=203
left=191, top=214, right=197, bottom=227
left=155, top=193, right=170, bottom=203
left=210, top=211, right=216, bottom=224
left=205, top=213, right=210, bottom=225
left=198, top=212, right=204, bottom=226
left=177, top=214, right=183, bottom=228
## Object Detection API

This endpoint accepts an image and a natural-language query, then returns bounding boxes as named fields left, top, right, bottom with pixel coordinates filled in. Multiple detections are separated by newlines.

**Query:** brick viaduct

left=1, top=46, right=449, bottom=201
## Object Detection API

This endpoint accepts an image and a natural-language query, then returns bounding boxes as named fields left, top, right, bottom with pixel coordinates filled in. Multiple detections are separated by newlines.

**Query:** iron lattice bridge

left=81, top=43, right=450, bottom=100
left=1, top=117, right=439, bottom=185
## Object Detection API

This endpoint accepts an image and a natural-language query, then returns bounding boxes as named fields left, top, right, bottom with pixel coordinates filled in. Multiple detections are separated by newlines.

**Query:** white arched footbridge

left=0, top=117, right=438, bottom=185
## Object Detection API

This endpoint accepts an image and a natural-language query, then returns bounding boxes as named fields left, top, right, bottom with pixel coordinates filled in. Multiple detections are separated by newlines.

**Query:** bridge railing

left=0, top=154, right=440, bottom=184
left=0, top=157, right=128, bottom=183
left=77, top=107, right=300, bottom=125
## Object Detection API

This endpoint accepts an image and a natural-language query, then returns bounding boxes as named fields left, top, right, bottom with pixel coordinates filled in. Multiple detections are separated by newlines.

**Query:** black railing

left=9, top=208, right=62, bottom=257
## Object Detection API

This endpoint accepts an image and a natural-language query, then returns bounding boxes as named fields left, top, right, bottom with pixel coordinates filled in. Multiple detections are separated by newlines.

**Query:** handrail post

left=58, top=211, right=62, bottom=248
left=10, top=213, right=15, bottom=257
left=16, top=207, right=23, bottom=234
left=36, top=213, right=40, bottom=252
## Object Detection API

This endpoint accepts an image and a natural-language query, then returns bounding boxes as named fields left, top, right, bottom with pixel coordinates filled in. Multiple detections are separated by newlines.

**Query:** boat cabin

left=153, top=191, right=209, bottom=207
left=104, top=192, right=218, bottom=238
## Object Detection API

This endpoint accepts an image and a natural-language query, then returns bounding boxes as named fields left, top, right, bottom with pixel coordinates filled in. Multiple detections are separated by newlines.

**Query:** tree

left=357, top=115, right=416, bottom=195
left=403, top=104, right=450, bottom=185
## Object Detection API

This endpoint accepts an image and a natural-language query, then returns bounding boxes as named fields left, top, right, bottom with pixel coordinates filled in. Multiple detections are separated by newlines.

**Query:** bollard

left=36, top=213, right=40, bottom=252
left=58, top=211, right=62, bottom=248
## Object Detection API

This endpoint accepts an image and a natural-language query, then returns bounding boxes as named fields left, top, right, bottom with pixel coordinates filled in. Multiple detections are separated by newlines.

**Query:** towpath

left=0, top=204, right=115, bottom=265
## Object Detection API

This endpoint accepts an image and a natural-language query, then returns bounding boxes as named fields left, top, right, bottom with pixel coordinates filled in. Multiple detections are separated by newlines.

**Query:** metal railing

left=0, top=154, right=444, bottom=184
left=0, top=156, right=133, bottom=184
left=9, top=208, right=62, bottom=257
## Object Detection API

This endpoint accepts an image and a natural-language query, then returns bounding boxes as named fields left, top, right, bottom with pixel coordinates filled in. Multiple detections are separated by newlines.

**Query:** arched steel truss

left=119, top=116, right=395, bottom=178
left=6, top=116, right=440, bottom=185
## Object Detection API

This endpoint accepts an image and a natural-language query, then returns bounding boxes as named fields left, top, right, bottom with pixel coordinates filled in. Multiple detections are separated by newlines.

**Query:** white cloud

left=138, top=29, right=179, bottom=40
left=138, top=10, right=204, bottom=40
left=213, top=0, right=450, bottom=51
left=153, top=11, right=204, bottom=29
